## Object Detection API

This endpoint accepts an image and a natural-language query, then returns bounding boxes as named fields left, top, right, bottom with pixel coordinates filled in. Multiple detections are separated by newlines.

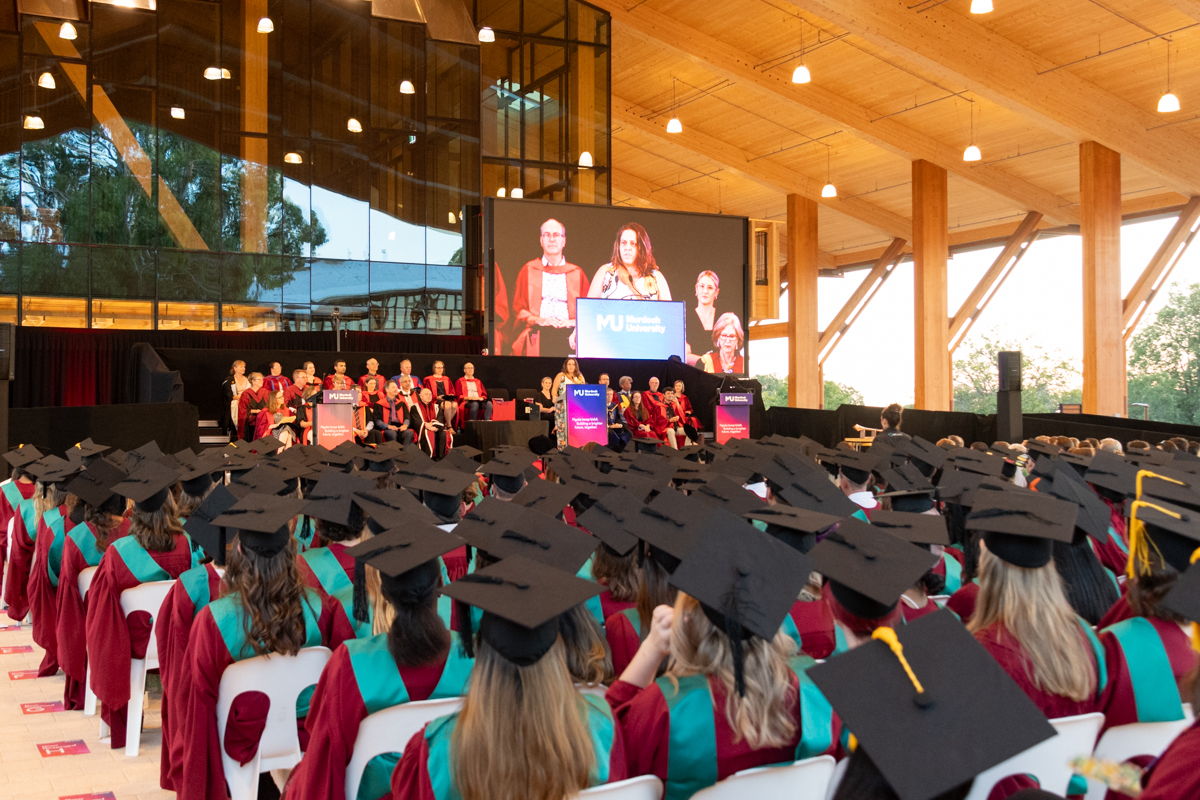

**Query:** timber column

left=1080, top=142, right=1124, bottom=416
left=787, top=194, right=821, bottom=408
left=912, top=160, right=951, bottom=410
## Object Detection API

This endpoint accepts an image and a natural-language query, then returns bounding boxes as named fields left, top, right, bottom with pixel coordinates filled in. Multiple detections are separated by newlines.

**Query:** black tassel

left=726, top=613, right=746, bottom=697
left=353, top=558, right=369, bottom=624
left=456, top=599, right=475, bottom=658
left=217, top=527, right=227, bottom=567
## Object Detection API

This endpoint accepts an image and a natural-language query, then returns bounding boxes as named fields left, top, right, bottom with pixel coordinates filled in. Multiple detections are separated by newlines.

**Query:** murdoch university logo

left=598, top=314, right=623, bottom=332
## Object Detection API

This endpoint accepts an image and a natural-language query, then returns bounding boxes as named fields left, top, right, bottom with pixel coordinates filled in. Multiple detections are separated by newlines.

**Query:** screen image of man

left=509, top=218, right=590, bottom=356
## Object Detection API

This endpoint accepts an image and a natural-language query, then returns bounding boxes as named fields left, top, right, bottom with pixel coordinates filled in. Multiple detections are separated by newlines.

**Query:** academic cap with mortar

left=965, top=491, right=1078, bottom=568
left=345, top=523, right=465, bottom=624
left=111, top=462, right=181, bottom=512
left=211, top=494, right=307, bottom=558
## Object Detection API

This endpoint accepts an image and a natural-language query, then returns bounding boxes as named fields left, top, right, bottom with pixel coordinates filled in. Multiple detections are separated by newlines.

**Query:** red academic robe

left=674, top=395, right=701, bottom=430
left=946, top=581, right=980, bottom=624
left=493, top=264, right=510, bottom=355
left=605, top=609, right=642, bottom=678
left=606, top=673, right=838, bottom=790
left=424, top=375, right=455, bottom=403
left=900, top=594, right=940, bottom=623
left=510, top=258, right=590, bottom=356
left=598, top=588, right=636, bottom=623
left=1139, top=720, right=1200, bottom=800
left=254, top=404, right=294, bottom=442
left=157, top=563, right=224, bottom=792
left=4, top=503, right=37, bottom=621
left=0, top=479, right=35, bottom=593
left=454, top=377, right=488, bottom=420
left=410, top=400, right=453, bottom=458
left=175, top=593, right=353, bottom=800
left=297, top=544, right=355, bottom=597
left=358, top=373, right=384, bottom=392
left=1100, top=617, right=1198, bottom=725
left=86, top=533, right=196, bottom=749
left=324, top=373, right=353, bottom=390
left=238, top=388, right=269, bottom=441
left=56, top=520, right=132, bottom=709
left=785, top=598, right=837, bottom=660
left=27, top=505, right=78, bottom=675
left=1098, top=592, right=1133, bottom=629
left=264, top=375, right=292, bottom=393
left=622, top=405, right=664, bottom=442
left=441, top=547, right=470, bottom=582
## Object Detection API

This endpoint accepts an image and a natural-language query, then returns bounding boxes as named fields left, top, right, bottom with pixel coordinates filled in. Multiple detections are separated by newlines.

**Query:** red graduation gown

left=1100, top=617, right=1198, bottom=733
left=605, top=609, right=642, bottom=677
left=27, top=504, right=77, bottom=675
left=176, top=592, right=353, bottom=800
left=423, top=375, right=455, bottom=402
left=86, top=533, right=195, bottom=749
left=298, top=543, right=364, bottom=639
left=238, top=388, right=268, bottom=440
left=510, top=258, right=590, bottom=356
left=157, top=562, right=224, bottom=792
left=786, top=598, right=837, bottom=660
left=0, top=479, right=35, bottom=595
left=454, top=377, right=487, bottom=420
left=1140, top=720, right=1200, bottom=800
left=56, top=520, right=131, bottom=709
left=946, top=581, right=980, bottom=624
left=598, top=588, right=635, bottom=623
left=4, top=502, right=37, bottom=621
left=900, top=594, right=940, bottom=623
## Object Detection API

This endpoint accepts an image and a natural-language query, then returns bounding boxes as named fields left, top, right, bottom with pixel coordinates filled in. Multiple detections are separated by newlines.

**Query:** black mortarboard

left=1125, top=447, right=1173, bottom=467
left=934, top=469, right=988, bottom=505
left=438, top=447, right=484, bottom=475
left=358, top=449, right=396, bottom=474
left=1044, top=464, right=1111, bottom=543
left=684, top=474, right=767, bottom=517
left=234, top=464, right=293, bottom=497
left=1054, top=451, right=1095, bottom=478
left=440, top=555, right=600, bottom=665
left=112, top=463, right=181, bottom=512
left=632, top=436, right=662, bottom=453
left=184, top=484, right=247, bottom=565
left=620, top=452, right=681, bottom=489
left=124, top=440, right=164, bottom=473
left=321, top=440, right=364, bottom=467
left=477, top=451, right=536, bottom=494
left=1084, top=451, right=1137, bottom=496
left=575, top=487, right=645, bottom=556
left=634, top=488, right=709, bottom=569
left=510, top=481, right=582, bottom=520
left=4, top=444, right=43, bottom=471
left=1162, top=557, right=1200, bottom=624
left=808, top=611, right=1056, bottom=800
left=455, top=498, right=598, bottom=574
left=70, top=438, right=112, bottom=464
left=879, top=463, right=935, bottom=495
left=869, top=509, right=951, bottom=547
left=302, top=471, right=372, bottom=527
left=1133, top=465, right=1200, bottom=511
left=946, top=449, right=1006, bottom=478
left=1129, top=497, right=1200, bottom=572
left=345, top=524, right=465, bottom=623
left=352, top=487, right=442, bottom=533
left=404, top=468, right=479, bottom=500
left=558, top=463, right=624, bottom=503
left=177, top=452, right=222, bottom=496
left=211, top=493, right=307, bottom=557
left=899, top=437, right=949, bottom=472
left=960, top=476, right=1028, bottom=509
left=775, top=472, right=860, bottom=518
left=1170, top=450, right=1200, bottom=475
left=527, top=435, right=555, bottom=456
left=809, top=518, right=938, bottom=620
left=1024, top=440, right=1062, bottom=461
left=64, top=459, right=127, bottom=511
left=820, top=449, right=881, bottom=485
left=26, top=455, right=71, bottom=483
left=743, top=505, right=840, bottom=544
left=966, top=491, right=1077, bottom=568
left=246, top=435, right=284, bottom=455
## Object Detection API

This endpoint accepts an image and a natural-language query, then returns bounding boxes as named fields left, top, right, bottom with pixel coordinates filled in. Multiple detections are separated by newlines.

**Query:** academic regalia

left=605, top=608, right=642, bottom=677
left=932, top=549, right=965, bottom=595
left=324, top=373, right=353, bottom=390
left=157, top=562, right=223, bottom=793
left=899, top=594, right=940, bottom=623
left=238, top=388, right=268, bottom=441
left=1140, top=720, right=1200, bottom=800
left=3, top=496, right=39, bottom=620
left=294, top=514, right=318, bottom=553
left=287, top=635, right=474, bottom=800
left=55, top=519, right=131, bottom=709
left=358, top=373, right=383, bottom=392
left=510, top=257, right=590, bottom=356
left=1098, top=591, right=1134, bottom=628
left=299, top=543, right=373, bottom=639
left=410, top=400, right=452, bottom=458
left=675, top=395, right=701, bottom=431
left=780, top=598, right=837, bottom=660
left=264, top=374, right=292, bottom=393
left=454, top=377, right=488, bottom=421
left=0, top=478, right=35, bottom=591
left=423, top=375, right=455, bottom=405
left=698, top=351, right=744, bottom=374
left=606, top=668, right=839, bottom=798
left=946, top=580, right=980, bottom=623
left=607, top=402, right=631, bottom=451
left=86, top=533, right=199, bottom=748
left=27, top=503, right=76, bottom=675
left=598, top=588, right=635, bottom=623
left=175, top=588, right=352, bottom=800
left=1101, top=616, right=1197, bottom=726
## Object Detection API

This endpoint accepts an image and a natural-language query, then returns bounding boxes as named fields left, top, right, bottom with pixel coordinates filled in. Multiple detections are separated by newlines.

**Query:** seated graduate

left=55, top=459, right=130, bottom=709
left=373, top=380, right=415, bottom=446
left=325, top=358, right=351, bottom=390
left=867, top=508, right=952, bottom=624
left=5, top=453, right=71, bottom=625
left=660, top=386, right=689, bottom=450
left=293, top=379, right=324, bottom=446
left=359, top=357, right=383, bottom=392
left=264, top=361, right=292, bottom=393
left=87, top=463, right=200, bottom=750
left=423, top=360, right=458, bottom=427
left=297, top=471, right=374, bottom=639
left=410, top=386, right=454, bottom=459
left=811, top=612, right=1064, bottom=800
left=402, top=468, right=480, bottom=530
left=237, top=372, right=268, bottom=441
left=605, top=387, right=631, bottom=452
left=0, top=444, right=41, bottom=589
left=607, top=509, right=840, bottom=798
left=361, top=375, right=385, bottom=408
left=822, top=449, right=881, bottom=518
left=455, top=361, right=492, bottom=422
left=389, top=358, right=421, bottom=393
left=286, top=525, right=473, bottom=800
left=390, top=555, right=627, bottom=800
left=576, top=487, right=644, bottom=623
left=622, top=391, right=660, bottom=445
left=176, top=494, right=355, bottom=800
left=26, top=455, right=84, bottom=678
left=285, top=369, right=310, bottom=406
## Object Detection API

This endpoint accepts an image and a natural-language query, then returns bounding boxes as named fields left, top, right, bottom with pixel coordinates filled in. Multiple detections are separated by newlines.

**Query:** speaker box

left=998, top=351, right=1022, bottom=392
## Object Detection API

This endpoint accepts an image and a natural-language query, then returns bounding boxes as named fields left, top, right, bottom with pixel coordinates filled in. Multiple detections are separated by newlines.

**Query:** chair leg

left=99, top=714, right=110, bottom=740
left=83, top=664, right=96, bottom=716
left=225, top=756, right=263, bottom=800
left=125, top=659, right=146, bottom=757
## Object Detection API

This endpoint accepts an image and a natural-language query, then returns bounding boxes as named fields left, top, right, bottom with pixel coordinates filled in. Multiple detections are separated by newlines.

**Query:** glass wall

left=0, top=0, right=480, bottom=331
left=476, top=0, right=610, bottom=204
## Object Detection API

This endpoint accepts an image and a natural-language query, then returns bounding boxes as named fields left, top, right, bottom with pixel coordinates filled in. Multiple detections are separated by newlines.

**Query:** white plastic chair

left=344, top=697, right=463, bottom=800
left=824, top=757, right=849, bottom=800
left=964, top=712, right=1105, bottom=800
left=77, top=566, right=99, bottom=717
left=104, top=580, right=175, bottom=755
left=1, top=516, right=13, bottom=610
left=578, top=775, right=664, bottom=799
left=929, top=594, right=950, bottom=607
left=691, top=755, right=836, bottom=799
left=576, top=683, right=608, bottom=700
left=217, top=646, right=332, bottom=800
left=1083, top=704, right=1196, bottom=800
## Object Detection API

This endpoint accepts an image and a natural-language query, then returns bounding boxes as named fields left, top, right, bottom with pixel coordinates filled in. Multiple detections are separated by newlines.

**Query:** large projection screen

left=485, top=198, right=749, bottom=375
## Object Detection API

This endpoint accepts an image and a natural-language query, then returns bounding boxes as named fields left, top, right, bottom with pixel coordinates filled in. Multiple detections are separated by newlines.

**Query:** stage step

left=198, top=419, right=229, bottom=449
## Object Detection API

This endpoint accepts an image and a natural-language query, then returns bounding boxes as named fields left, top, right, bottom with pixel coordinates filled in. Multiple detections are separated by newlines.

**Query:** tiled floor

left=0, top=620, right=174, bottom=800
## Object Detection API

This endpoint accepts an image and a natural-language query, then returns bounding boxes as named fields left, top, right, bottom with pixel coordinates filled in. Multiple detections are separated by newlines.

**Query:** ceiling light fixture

left=204, top=67, right=222, bottom=80
left=970, top=0, right=993, bottom=13
left=58, top=22, right=77, bottom=40
left=820, top=146, right=836, bottom=198
left=24, top=115, right=44, bottom=130
left=170, top=106, right=185, bottom=119
left=284, top=152, right=303, bottom=164
left=38, top=72, right=56, bottom=89
left=347, top=117, right=362, bottom=133
left=448, top=211, right=457, bottom=224
left=666, top=77, right=683, bottom=133
left=221, top=68, right=231, bottom=79
left=257, top=17, right=274, bottom=33
left=497, top=188, right=506, bottom=197
left=578, top=150, right=593, bottom=168
left=478, top=26, right=495, bottom=43
left=511, top=187, right=524, bottom=198
left=963, top=100, right=981, bottom=161
left=400, top=80, right=415, bottom=95
left=792, top=19, right=811, bottom=84
left=1159, top=40, right=1180, bottom=113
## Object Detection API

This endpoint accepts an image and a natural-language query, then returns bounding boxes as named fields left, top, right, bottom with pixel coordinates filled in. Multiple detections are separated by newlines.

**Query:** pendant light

left=970, top=0, right=993, bottom=12
left=170, top=107, right=185, bottom=119
left=1159, top=41, right=1180, bottom=113
left=792, top=20, right=811, bottom=84
left=511, top=187, right=524, bottom=198
left=821, top=147, right=836, bottom=198
left=963, top=101, right=981, bottom=161
left=24, top=115, right=44, bottom=130
left=666, top=77, right=683, bottom=133
left=347, top=118, right=362, bottom=133
left=204, top=67, right=222, bottom=80
left=284, top=152, right=303, bottom=164
left=448, top=211, right=457, bottom=224
left=478, top=26, right=495, bottom=43
left=38, top=72, right=56, bottom=89
left=496, top=188, right=506, bottom=197
left=58, top=22, right=77, bottom=40
left=578, top=151, right=594, bottom=168
left=399, top=80, right=416, bottom=95
left=257, top=16, right=274, bottom=33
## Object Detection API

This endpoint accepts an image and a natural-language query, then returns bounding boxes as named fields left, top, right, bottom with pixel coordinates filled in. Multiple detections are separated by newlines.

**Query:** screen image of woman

left=698, top=311, right=745, bottom=374
left=686, top=269, right=722, bottom=366
left=587, top=223, right=672, bottom=302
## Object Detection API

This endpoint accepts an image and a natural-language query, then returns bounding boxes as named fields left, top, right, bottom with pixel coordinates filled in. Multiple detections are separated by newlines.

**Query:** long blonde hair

left=451, top=638, right=595, bottom=800
left=969, top=548, right=1096, bottom=701
left=32, top=480, right=55, bottom=521
left=666, top=593, right=797, bottom=749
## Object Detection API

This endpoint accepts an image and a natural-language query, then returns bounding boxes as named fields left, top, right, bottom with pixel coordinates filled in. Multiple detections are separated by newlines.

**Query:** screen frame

left=483, top=196, right=751, bottom=374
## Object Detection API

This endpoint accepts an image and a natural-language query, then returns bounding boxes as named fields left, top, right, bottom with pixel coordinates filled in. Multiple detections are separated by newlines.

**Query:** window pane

left=311, top=141, right=368, bottom=260
left=220, top=0, right=281, bottom=138
left=478, top=0, right=519, bottom=32
left=223, top=253, right=283, bottom=304
left=426, top=264, right=462, bottom=332
left=92, top=298, right=152, bottom=329
left=23, top=15, right=89, bottom=58
left=311, top=258, right=367, bottom=305
left=0, top=295, right=17, bottom=324
left=0, top=37, right=21, bottom=224
left=370, top=19, right=422, bottom=132
left=480, top=34, right=520, bottom=160
left=280, top=0, right=311, bottom=139
left=221, top=135, right=282, bottom=254
left=281, top=255, right=310, bottom=304
left=91, top=85, right=161, bottom=246
left=310, top=304, right=367, bottom=330
left=222, top=302, right=280, bottom=331
left=569, top=0, right=609, bottom=45
left=23, top=295, right=86, bottom=327
left=0, top=241, right=16, bottom=293
left=280, top=146, right=313, bottom=255
left=158, top=300, right=217, bottom=330
left=92, top=5, right=155, bottom=87
left=21, top=242, right=87, bottom=295
left=91, top=246, right=155, bottom=298
left=310, top=0, right=368, bottom=142
left=524, top=0, right=566, bottom=38
left=426, top=121, right=476, bottom=265
left=159, top=249, right=220, bottom=301
left=370, top=261, right=423, bottom=331
left=22, top=56, right=90, bottom=244
left=157, top=121, right=222, bottom=250
left=158, top=0, right=219, bottom=113
left=370, top=134, right=424, bottom=263
left=427, top=40, right=479, bottom=122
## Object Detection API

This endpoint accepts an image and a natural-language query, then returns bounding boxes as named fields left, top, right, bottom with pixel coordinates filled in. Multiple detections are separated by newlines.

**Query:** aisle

left=0, top=621, right=173, bottom=800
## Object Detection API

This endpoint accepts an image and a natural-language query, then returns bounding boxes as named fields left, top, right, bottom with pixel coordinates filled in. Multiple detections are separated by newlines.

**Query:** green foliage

left=824, top=380, right=864, bottom=409
left=1127, top=282, right=1200, bottom=425
left=750, top=372, right=864, bottom=410
left=952, top=331, right=1082, bottom=414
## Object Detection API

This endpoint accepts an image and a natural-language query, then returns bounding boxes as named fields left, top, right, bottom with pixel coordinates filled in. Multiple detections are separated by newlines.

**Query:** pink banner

left=715, top=405, right=751, bottom=444
left=315, top=404, right=355, bottom=449
left=0, top=645, right=33, bottom=654
left=9, top=669, right=38, bottom=680
left=38, top=740, right=90, bottom=757
left=22, top=701, right=64, bottom=714
left=60, top=794, right=116, bottom=800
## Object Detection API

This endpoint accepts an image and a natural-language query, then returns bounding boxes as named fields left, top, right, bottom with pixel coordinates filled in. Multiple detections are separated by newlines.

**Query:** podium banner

left=715, top=391, right=752, bottom=444
left=565, top=384, right=608, bottom=448
left=575, top=298, right=687, bottom=360
left=315, top=403, right=355, bottom=448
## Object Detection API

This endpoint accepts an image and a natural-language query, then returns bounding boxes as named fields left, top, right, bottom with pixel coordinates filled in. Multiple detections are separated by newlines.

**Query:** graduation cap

left=321, top=440, right=365, bottom=467
left=345, top=523, right=465, bottom=623
left=1128, top=497, right=1200, bottom=573
left=809, top=518, right=939, bottom=620
left=234, top=464, right=294, bottom=497
left=358, top=448, right=397, bottom=474
left=558, top=463, right=625, bottom=504
left=477, top=450, right=536, bottom=494
left=64, top=459, right=128, bottom=513
left=112, top=462, right=182, bottom=512
left=440, top=555, right=600, bottom=666
left=898, top=436, right=949, bottom=473
left=1054, top=451, right=1095, bottom=478
left=965, top=491, right=1078, bottom=568
left=633, top=489, right=710, bottom=571
left=818, top=448, right=880, bottom=485
left=1133, top=465, right=1200, bottom=511
left=807, top=611, right=1057, bottom=800
left=453, top=498, right=597, bottom=574
left=945, top=449, right=1006, bottom=478
left=1043, top=464, right=1111, bottom=543
left=775, top=471, right=860, bottom=518
left=4, top=444, right=43, bottom=472
left=1024, top=440, right=1062, bottom=462
left=405, top=468, right=480, bottom=521
left=438, top=447, right=484, bottom=475
left=184, top=484, right=247, bottom=565
left=1161, top=556, right=1200, bottom=634
left=1170, top=449, right=1200, bottom=475
left=1084, top=451, right=1137, bottom=497
left=124, top=440, right=164, bottom=473
left=933, top=469, right=988, bottom=505
left=631, top=436, right=662, bottom=454
left=684, top=474, right=767, bottom=517
left=352, top=487, right=442, bottom=533
left=669, top=508, right=813, bottom=694
left=1125, top=447, right=1174, bottom=467
left=574, top=487, right=645, bottom=556
left=26, top=454, right=71, bottom=483
left=245, top=435, right=284, bottom=455
left=869, top=509, right=950, bottom=547
left=527, top=435, right=555, bottom=456
left=743, top=505, right=840, bottom=554
left=878, top=463, right=937, bottom=513
left=510, top=480, right=582, bottom=520
left=70, top=438, right=112, bottom=465
left=212, top=494, right=308, bottom=558
left=302, top=471, right=372, bottom=528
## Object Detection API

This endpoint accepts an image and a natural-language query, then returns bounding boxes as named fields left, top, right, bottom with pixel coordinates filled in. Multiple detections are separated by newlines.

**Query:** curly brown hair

left=130, top=500, right=184, bottom=553
left=591, top=544, right=642, bottom=603
left=222, top=536, right=310, bottom=657
left=1127, top=556, right=1187, bottom=624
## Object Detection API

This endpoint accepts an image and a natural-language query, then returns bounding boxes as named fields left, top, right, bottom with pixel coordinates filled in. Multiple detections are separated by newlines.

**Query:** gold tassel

left=872, top=627, right=925, bottom=694
left=1126, top=500, right=1179, bottom=580
left=1191, top=547, right=1200, bottom=655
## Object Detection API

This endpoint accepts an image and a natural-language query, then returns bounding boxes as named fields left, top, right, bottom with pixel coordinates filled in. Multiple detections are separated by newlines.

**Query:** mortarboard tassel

left=1126, top=500, right=1177, bottom=580
left=872, top=627, right=927, bottom=704
left=353, top=558, right=369, bottom=624
left=216, top=527, right=227, bottom=567
left=1191, top=548, right=1200, bottom=655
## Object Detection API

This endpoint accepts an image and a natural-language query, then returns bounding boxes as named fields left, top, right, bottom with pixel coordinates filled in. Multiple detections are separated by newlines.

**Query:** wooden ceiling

left=595, top=0, right=1199, bottom=265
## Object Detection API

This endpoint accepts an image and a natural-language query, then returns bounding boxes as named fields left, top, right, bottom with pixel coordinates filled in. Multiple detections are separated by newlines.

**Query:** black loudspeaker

left=998, top=351, right=1022, bottom=392
left=996, top=390, right=1022, bottom=443
left=0, top=322, right=13, bottom=380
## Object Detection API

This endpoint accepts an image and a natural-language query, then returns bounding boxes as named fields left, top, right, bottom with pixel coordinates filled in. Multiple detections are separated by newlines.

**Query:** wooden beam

left=948, top=211, right=1043, bottom=349
left=1159, top=0, right=1200, bottom=22
left=789, top=0, right=1200, bottom=197
left=1123, top=196, right=1200, bottom=340
left=750, top=321, right=788, bottom=340
left=787, top=195, right=822, bottom=408
left=913, top=160, right=951, bottom=411
left=610, top=169, right=719, bottom=214
left=588, top=0, right=1080, bottom=225
left=615, top=100, right=913, bottom=240
left=818, top=237, right=907, bottom=361
left=1080, top=142, right=1125, bottom=416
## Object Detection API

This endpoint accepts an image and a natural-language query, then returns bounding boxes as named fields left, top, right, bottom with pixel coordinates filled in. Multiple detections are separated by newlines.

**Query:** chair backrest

left=119, top=580, right=175, bottom=664
left=691, top=755, right=836, bottom=800
left=577, top=776, right=664, bottom=799
left=1083, top=708, right=1196, bottom=800
left=216, top=646, right=332, bottom=772
left=489, top=388, right=510, bottom=401
left=77, top=566, right=99, bottom=602
left=824, top=757, right=849, bottom=800
left=345, top=697, right=463, bottom=800
left=515, top=389, right=538, bottom=419
left=576, top=684, right=607, bottom=700
left=964, top=712, right=1105, bottom=800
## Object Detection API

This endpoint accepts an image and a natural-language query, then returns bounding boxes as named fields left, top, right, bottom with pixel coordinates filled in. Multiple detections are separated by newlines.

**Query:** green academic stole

left=851, top=508, right=870, bottom=523
left=111, top=536, right=173, bottom=584
left=576, top=556, right=605, bottom=629
left=67, top=522, right=105, bottom=570
left=348, top=634, right=475, bottom=800
left=832, top=624, right=849, bottom=657
left=1078, top=617, right=1107, bottom=695
left=302, top=547, right=372, bottom=639
left=620, top=607, right=643, bottom=640
left=780, top=608, right=803, bottom=651
left=790, top=656, right=835, bottom=760
left=941, top=552, right=963, bottom=595
left=17, top=497, right=37, bottom=542
left=0, top=479, right=25, bottom=514
left=1103, top=618, right=1184, bottom=722
left=179, top=564, right=217, bottom=617
left=658, top=674, right=719, bottom=800
left=436, top=556, right=479, bottom=631
left=42, top=507, right=67, bottom=587
left=294, top=515, right=316, bottom=552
